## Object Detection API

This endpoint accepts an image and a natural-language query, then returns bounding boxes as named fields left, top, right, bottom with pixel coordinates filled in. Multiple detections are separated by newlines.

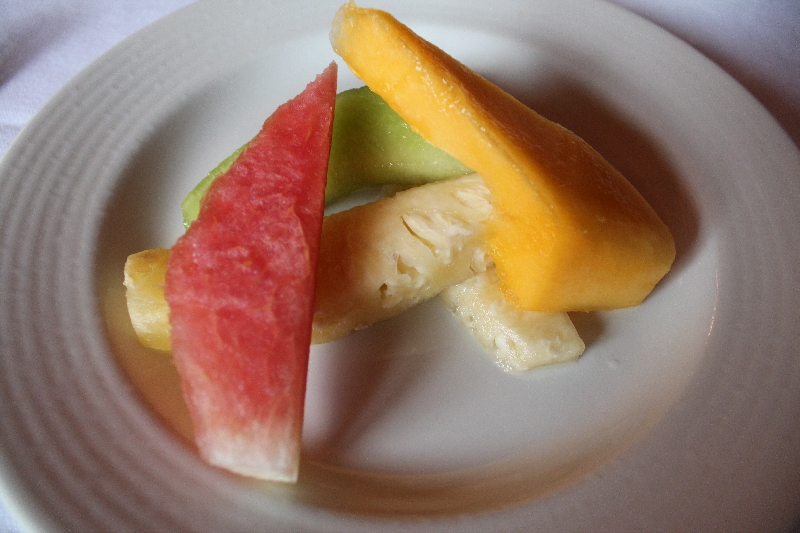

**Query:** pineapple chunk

left=124, top=175, right=493, bottom=349
left=123, top=248, right=172, bottom=350
left=124, top=174, right=587, bottom=372
left=440, top=268, right=584, bottom=372
left=313, top=173, right=493, bottom=343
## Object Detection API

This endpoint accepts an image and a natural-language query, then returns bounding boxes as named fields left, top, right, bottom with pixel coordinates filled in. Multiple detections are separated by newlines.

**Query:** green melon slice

left=180, top=86, right=471, bottom=228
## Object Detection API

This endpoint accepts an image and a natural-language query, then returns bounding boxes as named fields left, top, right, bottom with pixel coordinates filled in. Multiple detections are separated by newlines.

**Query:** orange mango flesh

left=330, top=3, right=675, bottom=312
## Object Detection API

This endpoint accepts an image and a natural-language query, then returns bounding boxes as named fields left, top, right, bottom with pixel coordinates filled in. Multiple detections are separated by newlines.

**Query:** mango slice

left=330, top=3, right=675, bottom=311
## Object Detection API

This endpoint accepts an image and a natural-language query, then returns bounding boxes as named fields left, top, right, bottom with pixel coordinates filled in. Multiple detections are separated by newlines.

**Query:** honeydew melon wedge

left=330, top=3, right=676, bottom=312
left=180, top=86, right=471, bottom=228
left=326, top=86, right=472, bottom=203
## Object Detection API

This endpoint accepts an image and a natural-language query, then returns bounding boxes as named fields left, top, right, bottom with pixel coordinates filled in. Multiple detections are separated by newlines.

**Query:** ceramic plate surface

left=1, top=0, right=799, bottom=531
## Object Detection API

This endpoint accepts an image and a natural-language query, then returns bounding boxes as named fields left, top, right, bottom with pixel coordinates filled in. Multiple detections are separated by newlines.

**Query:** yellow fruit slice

left=123, top=175, right=493, bottom=349
left=313, top=173, right=493, bottom=343
left=123, top=248, right=171, bottom=351
left=440, top=268, right=584, bottom=373
left=330, top=3, right=675, bottom=311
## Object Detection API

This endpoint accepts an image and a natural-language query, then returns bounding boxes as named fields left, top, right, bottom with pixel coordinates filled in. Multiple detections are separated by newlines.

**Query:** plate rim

left=1, top=0, right=800, bottom=531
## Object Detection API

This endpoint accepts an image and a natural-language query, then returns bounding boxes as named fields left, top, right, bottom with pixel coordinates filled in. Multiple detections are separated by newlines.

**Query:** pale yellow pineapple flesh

left=440, top=268, right=584, bottom=372
left=123, top=248, right=172, bottom=351
left=313, top=173, right=493, bottom=343
left=124, top=174, right=589, bottom=371
left=330, top=3, right=676, bottom=312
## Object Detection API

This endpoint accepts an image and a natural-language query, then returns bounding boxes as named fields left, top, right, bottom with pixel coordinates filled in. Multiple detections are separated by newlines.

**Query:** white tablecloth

left=1, top=1, right=798, bottom=531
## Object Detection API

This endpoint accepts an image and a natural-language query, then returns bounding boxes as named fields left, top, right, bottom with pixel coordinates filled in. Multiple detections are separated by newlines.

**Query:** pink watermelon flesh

left=164, top=63, right=337, bottom=482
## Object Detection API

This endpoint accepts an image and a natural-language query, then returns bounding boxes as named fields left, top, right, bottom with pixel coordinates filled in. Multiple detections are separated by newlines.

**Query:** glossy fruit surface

left=325, top=86, right=471, bottom=204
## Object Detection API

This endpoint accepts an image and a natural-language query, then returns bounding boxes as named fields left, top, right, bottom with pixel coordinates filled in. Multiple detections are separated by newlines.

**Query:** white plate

left=1, top=0, right=799, bottom=531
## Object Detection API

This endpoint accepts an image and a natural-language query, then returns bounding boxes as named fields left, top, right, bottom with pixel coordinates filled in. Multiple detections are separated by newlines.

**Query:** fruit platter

left=1, top=0, right=799, bottom=531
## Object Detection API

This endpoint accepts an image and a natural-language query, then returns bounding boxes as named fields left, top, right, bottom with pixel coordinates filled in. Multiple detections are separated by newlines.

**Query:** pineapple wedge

left=123, top=248, right=172, bottom=351
left=124, top=175, right=587, bottom=372
left=313, top=173, right=493, bottom=343
left=440, top=268, right=584, bottom=372
left=124, top=174, right=494, bottom=349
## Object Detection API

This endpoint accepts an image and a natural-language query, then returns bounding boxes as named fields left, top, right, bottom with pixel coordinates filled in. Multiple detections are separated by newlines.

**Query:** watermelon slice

left=164, top=63, right=337, bottom=482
